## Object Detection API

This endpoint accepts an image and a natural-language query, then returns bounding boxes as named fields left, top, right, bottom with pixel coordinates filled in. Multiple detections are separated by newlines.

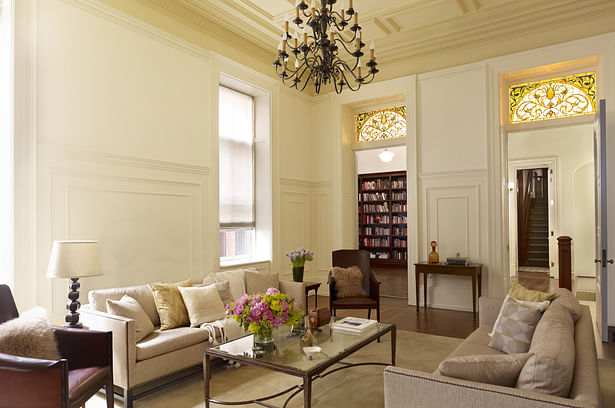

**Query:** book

left=331, top=317, right=377, bottom=334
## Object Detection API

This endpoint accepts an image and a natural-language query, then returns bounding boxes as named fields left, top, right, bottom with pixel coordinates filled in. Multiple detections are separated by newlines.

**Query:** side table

left=303, top=281, right=321, bottom=309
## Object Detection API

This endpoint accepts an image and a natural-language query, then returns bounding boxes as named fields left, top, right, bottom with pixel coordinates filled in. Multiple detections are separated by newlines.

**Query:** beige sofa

left=384, top=295, right=601, bottom=408
left=81, top=270, right=306, bottom=408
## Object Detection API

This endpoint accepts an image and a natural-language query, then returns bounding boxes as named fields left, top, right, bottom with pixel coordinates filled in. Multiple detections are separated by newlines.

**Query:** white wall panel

left=279, top=179, right=311, bottom=280
left=416, top=170, right=487, bottom=311
left=37, top=145, right=208, bottom=321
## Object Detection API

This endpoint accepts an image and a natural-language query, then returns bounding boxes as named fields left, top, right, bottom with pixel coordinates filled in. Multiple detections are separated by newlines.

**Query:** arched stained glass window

left=355, top=105, right=406, bottom=143
left=509, top=72, right=596, bottom=123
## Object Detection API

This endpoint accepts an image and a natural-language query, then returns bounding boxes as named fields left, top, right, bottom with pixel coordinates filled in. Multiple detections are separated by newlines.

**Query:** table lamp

left=46, top=240, right=102, bottom=328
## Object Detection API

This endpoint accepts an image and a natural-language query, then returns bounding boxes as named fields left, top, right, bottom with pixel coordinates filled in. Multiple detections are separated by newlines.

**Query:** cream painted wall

left=508, top=124, right=594, bottom=279
left=356, top=146, right=407, bottom=174
left=12, top=0, right=314, bottom=320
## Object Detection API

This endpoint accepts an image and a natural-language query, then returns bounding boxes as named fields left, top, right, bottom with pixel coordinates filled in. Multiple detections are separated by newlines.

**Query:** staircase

left=526, top=197, right=549, bottom=267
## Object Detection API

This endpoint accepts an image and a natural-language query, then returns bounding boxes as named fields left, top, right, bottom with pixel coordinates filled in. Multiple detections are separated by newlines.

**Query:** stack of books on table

left=331, top=317, right=378, bottom=335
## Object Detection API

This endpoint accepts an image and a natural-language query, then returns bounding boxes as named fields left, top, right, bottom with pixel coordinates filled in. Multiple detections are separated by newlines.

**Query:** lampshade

left=46, top=240, right=102, bottom=278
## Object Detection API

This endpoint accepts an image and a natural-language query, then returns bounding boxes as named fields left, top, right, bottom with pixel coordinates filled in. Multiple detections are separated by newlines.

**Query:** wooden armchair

left=0, top=284, right=114, bottom=408
left=329, top=249, right=381, bottom=321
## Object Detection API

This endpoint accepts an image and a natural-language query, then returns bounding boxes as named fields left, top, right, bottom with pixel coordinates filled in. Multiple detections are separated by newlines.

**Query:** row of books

left=391, top=191, right=406, bottom=200
left=368, top=251, right=390, bottom=259
left=362, top=203, right=389, bottom=213
left=361, top=237, right=389, bottom=247
left=391, top=179, right=406, bottom=189
left=331, top=317, right=378, bottom=335
left=393, top=226, right=407, bottom=235
left=361, top=180, right=389, bottom=190
left=360, top=192, right=388, bottom=201
left=391, top=203, right=407, bottom=212
left=392, top=251, right=408, bottom=260
left=363, top=215, right=389, bottom=224
left=392, top=215, right=407, bottom=224
left=392, top=238, right=407, bottom=248
left=363, top=226, right=390, bottom=235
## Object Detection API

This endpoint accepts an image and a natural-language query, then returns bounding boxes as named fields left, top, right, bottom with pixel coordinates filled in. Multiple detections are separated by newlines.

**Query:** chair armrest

left=479, top=297, right=504, bottom=327
left=54, top=327, right=112, bottom=370
left=384, top=367, right=586, bottom=408
left=370, top=270, right=381, bottom=299
left=327, top=271, right=337, bottom=303
left=0, top=353, right=67, bottom=408
left=80, top=307, right=135, bottom=389
left=279, top=280, right=307, bottom=312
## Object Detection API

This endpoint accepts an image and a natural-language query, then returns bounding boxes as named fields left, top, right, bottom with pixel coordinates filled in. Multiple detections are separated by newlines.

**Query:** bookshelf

left=358, top=171, right=408, bottom=267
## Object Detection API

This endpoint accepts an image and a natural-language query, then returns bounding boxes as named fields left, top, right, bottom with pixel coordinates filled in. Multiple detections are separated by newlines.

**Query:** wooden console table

left=414, top=263, right=482, bottom=316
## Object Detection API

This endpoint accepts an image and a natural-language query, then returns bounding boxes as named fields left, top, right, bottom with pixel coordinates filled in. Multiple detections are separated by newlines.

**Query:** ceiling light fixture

left=379, top=148, right=394, bottom=163
left=273, top=0, right=379, bottom=94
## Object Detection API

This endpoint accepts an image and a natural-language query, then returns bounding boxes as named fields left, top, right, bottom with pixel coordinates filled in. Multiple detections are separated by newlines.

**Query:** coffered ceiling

left=136, top=0, right=615, bottom=92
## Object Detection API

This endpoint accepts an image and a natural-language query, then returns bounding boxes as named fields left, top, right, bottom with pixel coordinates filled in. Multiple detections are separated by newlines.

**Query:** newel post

left=557, top=236, right=572, bottom=291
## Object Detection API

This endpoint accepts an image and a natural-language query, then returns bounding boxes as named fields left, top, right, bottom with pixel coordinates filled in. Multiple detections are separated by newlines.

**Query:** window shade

left=219, top=86, right=254, bottom=227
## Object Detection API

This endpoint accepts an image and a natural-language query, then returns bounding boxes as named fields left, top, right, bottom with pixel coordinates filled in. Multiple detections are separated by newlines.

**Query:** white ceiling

left=139, top=0, right=615, bottom=91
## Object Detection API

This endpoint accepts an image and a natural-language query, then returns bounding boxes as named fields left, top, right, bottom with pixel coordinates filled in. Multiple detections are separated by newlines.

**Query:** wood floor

left=312, top=295, right=615, bottom=359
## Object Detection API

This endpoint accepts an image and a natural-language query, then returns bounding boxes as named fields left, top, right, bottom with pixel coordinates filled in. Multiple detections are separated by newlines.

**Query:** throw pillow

left=438, top=352, right=533, bottom=387
left=245, top=271, right=279, bottom=295
left=106, top=295, right=155, bottom=342
left=550, top=288, right=583, bottom=323
left=178, top=285, right=226, bottom=327
left=488, top=295, right=544, bottom=354
left=331, top=266, right=367, bottom=298
left=205, top=268, right=255, bottom=300
left=204, top=279, right=234, bottom=307
left=489, top=296, right=550, bottom=338
left=516, top=303, right=575, bottom=397
left=150, top=279, right=192, bottom=330
left=0, top=307, right=61, bottom=360
left=508, top=282, right=556, bottom=302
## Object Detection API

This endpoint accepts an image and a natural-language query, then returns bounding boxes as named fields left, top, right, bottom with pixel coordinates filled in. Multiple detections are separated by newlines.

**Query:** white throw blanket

left=199, top=317, right=243, bottom=345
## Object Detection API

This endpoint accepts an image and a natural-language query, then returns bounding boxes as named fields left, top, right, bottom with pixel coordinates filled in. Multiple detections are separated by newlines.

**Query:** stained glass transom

left=509, top=72, right=596, bottom=123
left=355, top=105, right=406, bottom=143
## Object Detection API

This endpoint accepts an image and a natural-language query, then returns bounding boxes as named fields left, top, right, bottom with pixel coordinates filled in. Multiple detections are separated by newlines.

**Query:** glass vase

left=253, top=327, right=274, bottom=352
left=292, top=265, right=304, bottom=282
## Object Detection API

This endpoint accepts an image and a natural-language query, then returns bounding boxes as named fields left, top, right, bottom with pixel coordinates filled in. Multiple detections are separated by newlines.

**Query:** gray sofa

left=384, top=295, right=601, bottom=408
left=81, top=270, right=306, bottom=408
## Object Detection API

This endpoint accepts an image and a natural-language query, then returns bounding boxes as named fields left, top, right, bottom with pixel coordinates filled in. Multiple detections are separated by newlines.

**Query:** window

left=509, top=72, right=596, bottom=124
left=219, top=86, right=255, bottom=262
left=355, top=105, right=406, bottom=143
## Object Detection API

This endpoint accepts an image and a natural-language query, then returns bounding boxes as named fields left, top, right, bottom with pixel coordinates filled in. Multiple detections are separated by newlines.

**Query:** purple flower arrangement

left=285, top=247, right=314, bottom=267
left=226, top=287, right=303, bottom=342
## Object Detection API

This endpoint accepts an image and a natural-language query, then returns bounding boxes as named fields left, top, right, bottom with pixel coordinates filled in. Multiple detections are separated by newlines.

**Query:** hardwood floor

left=311, top=295, right=615, bottom=359
left=312, top=295, right=478, bottom=339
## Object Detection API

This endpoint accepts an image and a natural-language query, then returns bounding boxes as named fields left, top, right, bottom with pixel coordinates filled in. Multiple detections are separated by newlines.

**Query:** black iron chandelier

left=273, top=0, right=378, bottom=94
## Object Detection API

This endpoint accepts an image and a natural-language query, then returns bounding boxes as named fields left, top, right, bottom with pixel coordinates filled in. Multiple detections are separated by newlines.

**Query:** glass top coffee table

left=203, top=322, right=396, bottom=408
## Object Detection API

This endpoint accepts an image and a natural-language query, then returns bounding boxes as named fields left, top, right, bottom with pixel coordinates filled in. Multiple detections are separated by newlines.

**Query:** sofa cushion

left=200, top=279, right=234, bottom=307
left=106, top=295, right=154, bottom=342
left=516, top=303, right=575, bottom=397
left=150, top=279, right=192, bottom=330
left=136, top=327, right=211, bottom=361
left=442, top=326, right=502, bottom=361
left=0, top=307, right=60, bottom=360
left=508, top=282, right=556, bottom=302
left=550, top=288, right=583, bottom=323
left=438, top=352, right=532, bottom=387
left=331, top=266, right=367, bottom=298
left=245, top=271, right=279, bottom=295
left=178, top=285, right=226, bottom=327
left=488, top=295, right=544, bottom=354
left=89, top=284, right=160, bottom=326
left=204, top=268, right=256, bottom=301
left=488, top=297, right=549, bottom=338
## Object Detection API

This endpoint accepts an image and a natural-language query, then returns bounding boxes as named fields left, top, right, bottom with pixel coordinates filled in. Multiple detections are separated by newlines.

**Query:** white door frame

left=508, top=157, right=559, bottom=278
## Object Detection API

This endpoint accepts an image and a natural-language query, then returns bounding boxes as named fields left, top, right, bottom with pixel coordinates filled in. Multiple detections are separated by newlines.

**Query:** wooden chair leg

left=106, top=378, right=114, bottom=408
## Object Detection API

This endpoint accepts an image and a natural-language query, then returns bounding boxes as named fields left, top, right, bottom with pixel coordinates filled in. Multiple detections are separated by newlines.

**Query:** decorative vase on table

left=286, top=247, right=314, bottom=283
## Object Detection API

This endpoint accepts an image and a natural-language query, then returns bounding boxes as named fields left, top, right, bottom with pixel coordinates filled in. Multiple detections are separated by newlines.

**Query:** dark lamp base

left=65, top=277, right=84, bottom=329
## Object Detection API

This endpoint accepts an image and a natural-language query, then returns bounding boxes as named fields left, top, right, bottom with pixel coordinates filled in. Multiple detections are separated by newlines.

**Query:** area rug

left=89, top=330, right=460, bottom=407
left=89, top=331, right=615, bottom=407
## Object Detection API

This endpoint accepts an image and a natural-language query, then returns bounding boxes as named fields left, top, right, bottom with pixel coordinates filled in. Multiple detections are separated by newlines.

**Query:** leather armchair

left=329, top=249, right=381, bottom=321
left=0, top=284, right=114, bottom=408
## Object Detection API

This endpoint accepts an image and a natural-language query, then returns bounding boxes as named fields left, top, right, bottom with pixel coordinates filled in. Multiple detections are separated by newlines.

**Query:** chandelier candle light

left=273, top=0, right=379, bottom=94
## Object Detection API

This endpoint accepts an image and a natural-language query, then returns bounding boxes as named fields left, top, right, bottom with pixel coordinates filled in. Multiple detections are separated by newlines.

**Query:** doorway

left=508, top=124, right=595, bottom=293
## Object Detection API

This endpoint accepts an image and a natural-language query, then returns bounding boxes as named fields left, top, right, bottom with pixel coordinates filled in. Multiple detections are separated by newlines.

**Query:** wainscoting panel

left=279, top=179, right=311, bottom=280
left=415, top=170, right=487, bottom=311
left=37, top=146, right=209, bottom=320
left=311, top=181, right=333, bottom=285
